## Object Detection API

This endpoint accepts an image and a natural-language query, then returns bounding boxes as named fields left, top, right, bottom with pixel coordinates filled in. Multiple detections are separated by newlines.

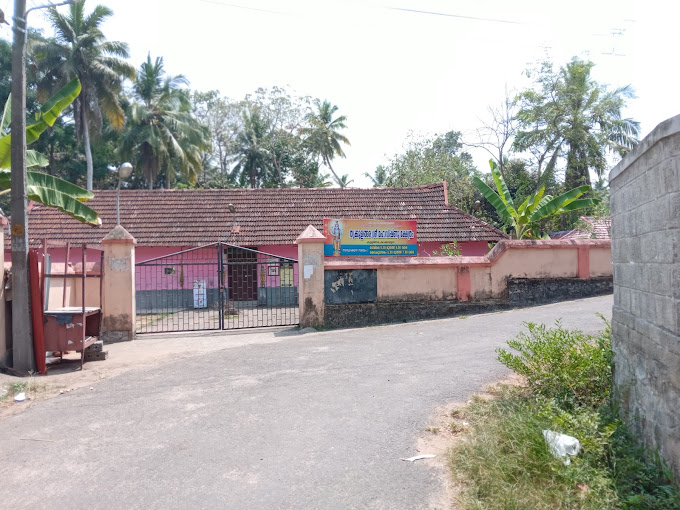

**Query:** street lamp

left=108, top=162, right=133, bottom=225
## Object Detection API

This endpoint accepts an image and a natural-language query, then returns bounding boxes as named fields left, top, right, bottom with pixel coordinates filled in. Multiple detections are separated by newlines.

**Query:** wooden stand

left=41, top=243, right=104, bottom=369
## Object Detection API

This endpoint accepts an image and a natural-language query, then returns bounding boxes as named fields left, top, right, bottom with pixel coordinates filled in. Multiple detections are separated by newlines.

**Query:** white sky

left=3, top=0, right=680, bottom=187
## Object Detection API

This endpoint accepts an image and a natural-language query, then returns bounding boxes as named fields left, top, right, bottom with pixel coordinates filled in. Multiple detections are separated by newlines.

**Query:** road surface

left=0, top=295, right=612, bottom=509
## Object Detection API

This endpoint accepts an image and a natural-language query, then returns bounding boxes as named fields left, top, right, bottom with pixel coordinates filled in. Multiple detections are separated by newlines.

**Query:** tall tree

left=302, top=99, right=350, bottom=187
left=466, top=92, right=518, bottom=178
left=514, top=58, right=639, bottom=189
left=231, top=106, right=273, bottom=188
left=364, top=165, right=388, bottom=187
left=119, top=55, right=210, bottom=189
left=245, top=87, right=311, bottom=187
left=32, top=0, right=135, bottom=190
left=191, top=90, right=241, bottom=188
left=384, top=131, right=484, bottom=215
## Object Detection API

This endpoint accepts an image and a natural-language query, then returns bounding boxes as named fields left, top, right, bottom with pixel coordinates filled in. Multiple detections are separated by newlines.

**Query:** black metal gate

left=135, top=243, right=299, bottom=334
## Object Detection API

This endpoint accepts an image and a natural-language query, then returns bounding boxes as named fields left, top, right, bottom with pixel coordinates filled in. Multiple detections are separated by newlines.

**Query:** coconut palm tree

left=336, top=174, right=354, bottom=188
left=32, top=0, right=135, bottom=190
left=364, top=165, right=388, bottom=187
left=303, top=100, right=350, bottom=187
left=230, top=107, right=275, bottom=188
left=515, top=58, right=639, bottom=189
left=119, top=55, right=210, bottom=189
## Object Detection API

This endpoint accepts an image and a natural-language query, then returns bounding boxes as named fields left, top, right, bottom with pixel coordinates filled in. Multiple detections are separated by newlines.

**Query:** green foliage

left=451, top=321, right=680, bottom=509
left=383, top=131, right=486, bottom=217
left=0, top=79, right=99, bottom=225
left=230, top=105, right=275, bottom=188
left=0, top=78, right=82, bottom=169
left=191, top=87, right=344, bottom=189
left=432, top=240, right=460, bottom=256
left=514, top=58, right=639, bottom=189
left=364, top=165, right=388, bottom=187
left=302, top=99, right=351, bottom=187
left=336, top=173, right=354, bottom=187
left=33, top=0, right=135, bottom=189
left=496, top=318, right=612, bottom=410
left=451, top=389, right=619, bottom=509
left=474, top=159, right=599, bottom=239
left=119, top=55, right=210, bottom=189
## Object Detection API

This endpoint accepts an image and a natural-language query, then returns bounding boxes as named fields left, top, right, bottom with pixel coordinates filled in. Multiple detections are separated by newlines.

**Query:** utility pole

left=10, top=0, right=34, bottom=372
left=10, top=0, right=75, bottom=372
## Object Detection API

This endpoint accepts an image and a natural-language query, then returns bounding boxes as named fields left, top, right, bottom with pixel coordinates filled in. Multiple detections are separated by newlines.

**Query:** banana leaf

left=26, top=184, right=100, bottom=226
left=1, top=95, right=9, bottom=133
left=0, top=170, right=99, bottom=225
left=489, top=160, right=514, bottom=210
left=530, top=185, right=592, bottom=221
left=525, top=186, right=546, bottom=216
left=559, top=198, right=600, bottom=212
left=26, top=150, right=49, bottom=168
left=516, top=194, right=531, bottom=214
left=473, top=175, right=513, bottom=225
left=0, top=78, right=81, bottom=168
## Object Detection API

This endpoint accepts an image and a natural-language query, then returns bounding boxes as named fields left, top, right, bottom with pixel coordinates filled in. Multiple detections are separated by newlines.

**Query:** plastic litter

left=14, top=392, right=26, bottom=402
left=401, top=454, right=436, bottom=462
left=542, top=430, right=580, bottom=465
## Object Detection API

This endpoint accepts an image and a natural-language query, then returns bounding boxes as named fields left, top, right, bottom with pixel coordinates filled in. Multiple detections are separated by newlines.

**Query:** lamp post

left=10, top=0, right=76, bottom=372
left=108, top=162, right=133, bottom=225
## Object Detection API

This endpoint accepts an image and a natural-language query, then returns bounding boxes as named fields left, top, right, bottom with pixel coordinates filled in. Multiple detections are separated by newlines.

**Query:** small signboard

left=323, top=218, right=417, bottom=257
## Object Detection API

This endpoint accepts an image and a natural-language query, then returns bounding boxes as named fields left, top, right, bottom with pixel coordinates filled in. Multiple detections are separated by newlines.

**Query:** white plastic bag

left=542, top=430, right=580, bottom=465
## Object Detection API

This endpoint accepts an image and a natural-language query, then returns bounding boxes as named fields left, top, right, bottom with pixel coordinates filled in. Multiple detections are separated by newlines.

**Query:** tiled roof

left=555, top=216, right=611, bottom=240
left=10, top=182, right=507, bottom=248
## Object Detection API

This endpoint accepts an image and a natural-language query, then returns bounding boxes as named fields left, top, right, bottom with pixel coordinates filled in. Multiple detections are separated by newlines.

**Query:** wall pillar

left=457, top=266, right=471, bottom=301
left=577, top=245, right=590, bottom=279
left=296, top=225, right=326, bottom=328
left=101, top=225, right=136, bottom=343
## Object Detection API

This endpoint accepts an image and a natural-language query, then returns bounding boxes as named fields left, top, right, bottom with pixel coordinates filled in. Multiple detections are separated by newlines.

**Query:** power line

left=386, top=6, right=522, bottom=25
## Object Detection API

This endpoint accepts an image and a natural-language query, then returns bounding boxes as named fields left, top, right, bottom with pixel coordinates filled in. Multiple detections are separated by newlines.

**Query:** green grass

left=0, top=382, right=28, bottom=402
left=449, top=320, right=680, bottom=509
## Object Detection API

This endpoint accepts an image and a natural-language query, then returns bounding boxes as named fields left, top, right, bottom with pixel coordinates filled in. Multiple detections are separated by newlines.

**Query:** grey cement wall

left=507, top=277, right=613, bottom=305
left=136, top=287, right=298, bottom=313
left=609, top=114, right=680, bottom=478
left=324, top=277, right=612, bottom=328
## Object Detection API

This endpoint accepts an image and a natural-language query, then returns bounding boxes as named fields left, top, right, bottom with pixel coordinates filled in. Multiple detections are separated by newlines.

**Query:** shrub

left=451, top=319, right=680, bottom=509
left=496, top=317, right=612, bottom=410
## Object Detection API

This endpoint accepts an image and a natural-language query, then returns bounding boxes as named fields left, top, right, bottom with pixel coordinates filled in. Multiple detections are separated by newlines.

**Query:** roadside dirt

left=416, top=374, right=525, bottom=510
left=0, top=326, right=301, bottom=420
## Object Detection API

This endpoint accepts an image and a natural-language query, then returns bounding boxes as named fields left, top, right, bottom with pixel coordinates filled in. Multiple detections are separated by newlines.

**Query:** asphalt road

left=0, top=296, right=612, bottom=510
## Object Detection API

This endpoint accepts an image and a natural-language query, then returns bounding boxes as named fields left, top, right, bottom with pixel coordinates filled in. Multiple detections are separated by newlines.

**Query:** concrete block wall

left=609, top=115, right=680, bottom=478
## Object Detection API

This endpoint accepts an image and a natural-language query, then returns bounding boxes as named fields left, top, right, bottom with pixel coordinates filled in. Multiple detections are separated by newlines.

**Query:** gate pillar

left=295, top=225, right=326, bottom=328
left=101, top=225, right=136, bottom=342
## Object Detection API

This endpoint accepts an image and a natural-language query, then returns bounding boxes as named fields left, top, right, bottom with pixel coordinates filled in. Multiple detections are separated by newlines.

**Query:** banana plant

left=0, top=78, right=101, bottom=226
left=473, top=160, right=598, bottom=239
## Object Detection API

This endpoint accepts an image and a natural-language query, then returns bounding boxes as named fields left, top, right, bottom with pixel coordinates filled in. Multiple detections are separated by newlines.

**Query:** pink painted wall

left=4, top=239, right=488, bottom=294
left=135, top=246, right=219, bottom=292
left=4, top=246, right=103, bottom=268
left=324, top=239, right=612, bottom=303
left=134, top=244, right=299, bottom=292
left=257, top=245, right=299, bottom=288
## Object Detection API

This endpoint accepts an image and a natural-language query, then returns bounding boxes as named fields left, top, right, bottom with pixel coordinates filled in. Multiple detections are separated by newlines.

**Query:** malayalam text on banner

left=323, top=218, right=417, bottom=256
